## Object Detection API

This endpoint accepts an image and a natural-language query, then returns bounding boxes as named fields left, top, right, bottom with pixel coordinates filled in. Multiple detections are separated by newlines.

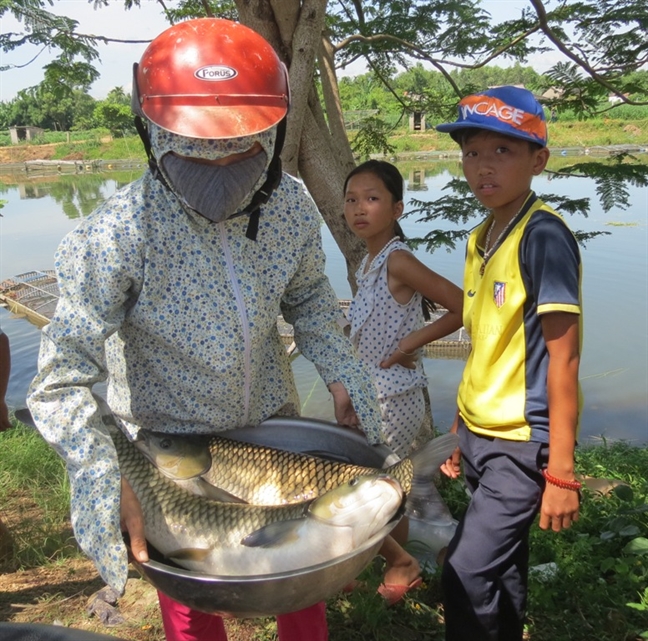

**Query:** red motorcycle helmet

left=133, top=18, right=289, bottom=139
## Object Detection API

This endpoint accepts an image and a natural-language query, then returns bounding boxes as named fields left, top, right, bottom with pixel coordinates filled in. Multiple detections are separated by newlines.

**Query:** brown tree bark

left=235, top=0, right=366, bottom=292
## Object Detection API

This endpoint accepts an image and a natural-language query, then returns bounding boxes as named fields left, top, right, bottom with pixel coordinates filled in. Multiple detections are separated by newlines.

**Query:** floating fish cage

left=279, top=299, right=471, bottom=361
left=0, top=270, right=59, bottom=328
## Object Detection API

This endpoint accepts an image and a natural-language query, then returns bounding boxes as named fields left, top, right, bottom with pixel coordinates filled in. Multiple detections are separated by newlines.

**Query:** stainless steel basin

left=130, top=524, right=394, bottom=618
left=130, top=416, right=401, bottom=617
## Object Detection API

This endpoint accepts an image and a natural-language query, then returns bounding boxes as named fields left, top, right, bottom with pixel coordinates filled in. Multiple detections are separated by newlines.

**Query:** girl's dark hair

left=344, top=160, right=436, bottom=319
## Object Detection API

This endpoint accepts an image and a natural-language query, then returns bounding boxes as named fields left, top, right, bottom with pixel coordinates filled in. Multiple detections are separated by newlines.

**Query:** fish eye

left=159, top=438, right=172, bottom=450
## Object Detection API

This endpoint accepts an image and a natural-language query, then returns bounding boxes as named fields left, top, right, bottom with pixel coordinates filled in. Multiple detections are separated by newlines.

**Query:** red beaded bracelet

left=542, top=469, right=582, bottom=491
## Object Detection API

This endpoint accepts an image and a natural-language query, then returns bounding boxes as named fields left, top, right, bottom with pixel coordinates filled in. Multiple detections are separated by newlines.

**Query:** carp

left=201, top=431, right=459, bottom=508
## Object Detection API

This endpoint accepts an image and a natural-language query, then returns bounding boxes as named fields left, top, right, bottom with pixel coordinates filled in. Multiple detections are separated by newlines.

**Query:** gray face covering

left=161, top=149, right=268, bottom=223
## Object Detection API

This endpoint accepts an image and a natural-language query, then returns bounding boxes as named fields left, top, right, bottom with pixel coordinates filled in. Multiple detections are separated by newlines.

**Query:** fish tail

left=386, top=432, right=459, bottom=506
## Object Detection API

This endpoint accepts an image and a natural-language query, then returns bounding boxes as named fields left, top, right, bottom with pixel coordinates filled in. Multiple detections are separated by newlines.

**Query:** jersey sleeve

left=521, top=211, right=581, bottom=316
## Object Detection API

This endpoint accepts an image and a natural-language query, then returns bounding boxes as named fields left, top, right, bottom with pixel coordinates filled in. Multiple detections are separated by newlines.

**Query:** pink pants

left=157, top=591, right=328, bottom=641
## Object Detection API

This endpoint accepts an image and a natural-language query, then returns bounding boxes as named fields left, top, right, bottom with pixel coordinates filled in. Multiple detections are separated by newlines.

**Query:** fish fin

left=167, top=548, right=212, bottom=562
left=195, top=480, right=247, bottom=503
left=392, top=432, right=459, bottom=506
left=241, top=519, right=304, bottom=548
left=174, top=478, right=247, bottom=503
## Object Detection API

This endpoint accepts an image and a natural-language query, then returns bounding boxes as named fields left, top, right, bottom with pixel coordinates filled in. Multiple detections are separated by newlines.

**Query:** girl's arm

left=382, top=250, right=463, bottom=363
left=538, top=311, right=581, bottom=532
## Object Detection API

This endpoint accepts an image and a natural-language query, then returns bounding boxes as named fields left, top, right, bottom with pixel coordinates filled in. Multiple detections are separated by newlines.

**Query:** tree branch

left=334, top=25, right=541, bottom=73
left=528, top=0, right=647, bottom=106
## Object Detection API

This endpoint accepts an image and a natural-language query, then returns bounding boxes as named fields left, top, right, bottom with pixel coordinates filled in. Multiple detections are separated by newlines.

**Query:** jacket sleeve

left=26, top=204, right=142, bottom=594
left=279, top=183, right=383, bottom=445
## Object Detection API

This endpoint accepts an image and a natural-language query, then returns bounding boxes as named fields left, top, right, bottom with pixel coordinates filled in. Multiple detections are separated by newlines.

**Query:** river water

left=1, top=159, right=646, bottom=445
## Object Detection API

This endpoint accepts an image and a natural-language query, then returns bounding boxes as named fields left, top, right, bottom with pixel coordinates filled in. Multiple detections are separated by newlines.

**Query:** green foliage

left=553, top=153, right=648, bottom=212
left=161, top=0, right=238, bottom=23
left=0, top=2, right=100, bottom=94
left=94, top=101, right=135, bottom=137
left=351, top=115, right=397, bottom=161
left=0, top=86, right=96, bottom=131
left=523, top=442, right=648, bottom=641
left=402, top=154, right=645, bottom=253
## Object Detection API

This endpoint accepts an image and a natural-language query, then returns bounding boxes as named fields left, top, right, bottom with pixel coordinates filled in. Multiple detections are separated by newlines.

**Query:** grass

left=0, top=423, right=79, bottom=569
left=1, top=417, right=647, bottom=640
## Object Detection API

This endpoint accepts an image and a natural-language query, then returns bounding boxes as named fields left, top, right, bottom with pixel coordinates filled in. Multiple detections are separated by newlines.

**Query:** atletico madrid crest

left=493, top=281, right=506, bottom=308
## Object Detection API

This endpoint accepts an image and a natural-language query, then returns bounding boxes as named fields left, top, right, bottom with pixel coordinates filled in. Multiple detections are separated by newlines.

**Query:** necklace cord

left=479, top=193, right=537, bottom=277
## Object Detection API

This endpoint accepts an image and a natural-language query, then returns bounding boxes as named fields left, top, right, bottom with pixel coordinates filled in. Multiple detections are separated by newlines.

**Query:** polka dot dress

left=348, top=240, right=428, bottom=458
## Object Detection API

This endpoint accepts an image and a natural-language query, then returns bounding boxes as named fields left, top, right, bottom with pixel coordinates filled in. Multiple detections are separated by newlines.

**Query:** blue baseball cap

left=436, top=86, right=548, bottom=147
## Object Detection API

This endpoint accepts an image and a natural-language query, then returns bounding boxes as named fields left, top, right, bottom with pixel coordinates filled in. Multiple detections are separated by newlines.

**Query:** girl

left=344, top=160, right=463, bottom=458
left=343, top=160, right=464, bottom=603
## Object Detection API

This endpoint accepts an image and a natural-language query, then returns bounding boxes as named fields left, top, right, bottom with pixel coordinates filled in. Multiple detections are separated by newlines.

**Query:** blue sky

left=0, top=0, right=566, bottom=103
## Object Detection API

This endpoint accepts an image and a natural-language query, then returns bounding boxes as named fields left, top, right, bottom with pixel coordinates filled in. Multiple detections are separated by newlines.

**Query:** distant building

left=608, top=93, right=630, bottom=104
left=540, top=87, right=564, bottom=101
left=9, top=126, right=45, bottom=144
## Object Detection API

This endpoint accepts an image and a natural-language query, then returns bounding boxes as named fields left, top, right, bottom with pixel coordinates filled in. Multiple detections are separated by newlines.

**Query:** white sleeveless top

left=348, top=239, right=428, bottom=400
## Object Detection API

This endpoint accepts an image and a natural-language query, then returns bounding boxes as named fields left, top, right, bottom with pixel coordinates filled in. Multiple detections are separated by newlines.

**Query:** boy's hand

left=440, top=447, right=462, bottom=478
left=120, top=476, right=149, bottom=563
left=538, top=484, right=580, bottom=532
left=440, top=411, right=462, bottom=478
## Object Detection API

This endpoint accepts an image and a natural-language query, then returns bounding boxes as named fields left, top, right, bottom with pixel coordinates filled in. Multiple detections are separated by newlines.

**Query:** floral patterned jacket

left=27, top=168, right=381, bottom=593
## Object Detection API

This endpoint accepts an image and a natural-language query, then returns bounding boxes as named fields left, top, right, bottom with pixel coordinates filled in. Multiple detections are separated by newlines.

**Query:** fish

left=109, top=424, right=406, bottom=576
left=201, top=431, right=459, bottom=510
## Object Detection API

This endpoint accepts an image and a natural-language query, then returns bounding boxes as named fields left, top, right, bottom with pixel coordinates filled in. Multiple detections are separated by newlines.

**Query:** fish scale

left=204, top=436, right=415, bottom=505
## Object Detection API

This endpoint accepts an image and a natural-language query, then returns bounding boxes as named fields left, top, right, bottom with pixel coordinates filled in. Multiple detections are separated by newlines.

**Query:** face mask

left=160, top=150, right=267, bottom=223
left=149, top=123, right=276, bottom=222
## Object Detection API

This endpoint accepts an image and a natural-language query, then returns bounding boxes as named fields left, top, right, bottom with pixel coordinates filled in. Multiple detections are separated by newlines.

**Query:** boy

left=436, top=86, right=582, bottom=641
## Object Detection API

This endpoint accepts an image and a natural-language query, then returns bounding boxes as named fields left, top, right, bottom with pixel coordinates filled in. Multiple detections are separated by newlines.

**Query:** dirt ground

left=0, top=557, right=265, bottom=641
left=0, top=143, right=61, bottom=164
left=0, top=501, right=264, bottom=641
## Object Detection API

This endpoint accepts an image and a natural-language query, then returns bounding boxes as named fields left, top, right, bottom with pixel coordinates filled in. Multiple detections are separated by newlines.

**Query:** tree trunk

left=236, top=0, right=365, bottom=292
left=298, top=88, right=366, bottom=292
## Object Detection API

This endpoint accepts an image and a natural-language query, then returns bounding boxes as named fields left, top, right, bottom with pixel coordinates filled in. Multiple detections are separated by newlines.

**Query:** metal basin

left=130, top=417, right=401, bottom=618
left=220, top=416, right=398, bottom=466
left=130, top=524, right=394, bottom=618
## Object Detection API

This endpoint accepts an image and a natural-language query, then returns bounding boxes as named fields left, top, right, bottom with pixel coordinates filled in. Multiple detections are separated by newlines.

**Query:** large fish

left=201, top=431, right=459, bottom=509
left=109, top=425, right=406, bottom=576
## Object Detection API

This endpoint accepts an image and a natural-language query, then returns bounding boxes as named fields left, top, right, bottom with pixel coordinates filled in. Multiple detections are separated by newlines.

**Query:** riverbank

left=0, top=117, right=645, bottom=168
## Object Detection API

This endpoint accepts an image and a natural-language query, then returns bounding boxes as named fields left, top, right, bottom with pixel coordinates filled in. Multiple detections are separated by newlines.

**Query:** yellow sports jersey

left=459, top=193, right=582, bottom=442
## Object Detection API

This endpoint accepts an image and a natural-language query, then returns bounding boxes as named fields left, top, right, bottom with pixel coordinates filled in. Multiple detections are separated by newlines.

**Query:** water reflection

left=1, top=170, right=141, bottom=220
